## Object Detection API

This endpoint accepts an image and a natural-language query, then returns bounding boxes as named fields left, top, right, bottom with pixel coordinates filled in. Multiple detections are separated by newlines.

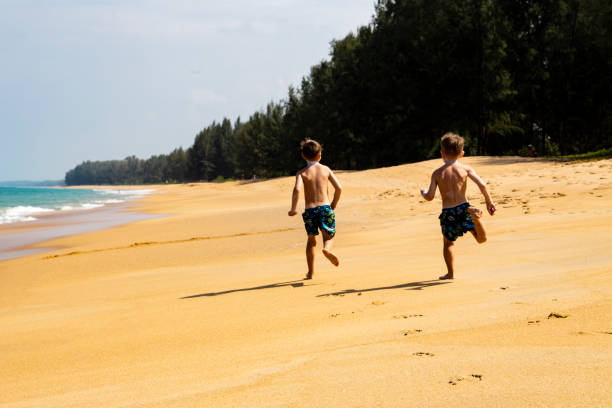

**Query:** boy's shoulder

left=460, top=161, right=476, bottom=173
left=297, top=163, right=331, bottom=174
left=431, top=165, right=445, bottom=178
left=434, top=161, right=474, bottom=172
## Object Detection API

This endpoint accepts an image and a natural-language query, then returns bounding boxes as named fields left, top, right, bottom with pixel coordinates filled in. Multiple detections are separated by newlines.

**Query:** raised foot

left=439, top=273, right=454, bottom=280
left=467, top=206, right=483, bottom=219
left=322, top=249, right=339, bottom=266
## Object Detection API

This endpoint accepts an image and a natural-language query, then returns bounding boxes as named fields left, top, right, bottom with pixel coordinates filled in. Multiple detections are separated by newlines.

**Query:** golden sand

left=1, top=157, right=611, bottom=407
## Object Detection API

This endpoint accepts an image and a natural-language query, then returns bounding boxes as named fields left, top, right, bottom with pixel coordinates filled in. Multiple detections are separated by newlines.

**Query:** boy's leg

left=321, top=231, right=339, bottom=266
left=440, top=237, right=454, bottom=280
left=467, top=206, right=487, bottom=243
left=305, top=235, right=317, bottom=279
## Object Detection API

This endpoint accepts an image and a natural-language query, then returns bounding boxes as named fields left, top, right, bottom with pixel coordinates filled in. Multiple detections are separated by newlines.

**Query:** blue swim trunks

left=302, top=205, right=336, bottom=237
left=439, top=202, right=475, bottom=241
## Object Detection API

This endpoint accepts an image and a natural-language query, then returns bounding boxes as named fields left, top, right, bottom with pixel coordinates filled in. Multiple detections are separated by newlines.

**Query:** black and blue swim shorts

left=302, top=205, right=336, bottom=237
left=439, top=202, right=475, bottom=241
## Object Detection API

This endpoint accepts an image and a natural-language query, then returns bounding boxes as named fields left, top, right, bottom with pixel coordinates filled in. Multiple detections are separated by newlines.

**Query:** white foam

left=0, top=189, right=155, bottom=224
left=80, top=203, right=104, bottom=210
left=0, top=206, right=54, bottom=224
left=61, top=202, right=110, bottom=212
left=99, top=189, right=154, bottom=197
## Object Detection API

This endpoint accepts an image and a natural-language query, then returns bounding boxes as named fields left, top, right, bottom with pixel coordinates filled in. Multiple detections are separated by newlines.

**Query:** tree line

left=65, top=0, right=611, bottom=185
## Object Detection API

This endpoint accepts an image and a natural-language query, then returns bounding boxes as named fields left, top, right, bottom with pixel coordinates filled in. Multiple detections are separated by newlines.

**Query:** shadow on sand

left=316, top=279, right=450, bottom=297
left=477, top=156, right=559, bottom=166
left=180, top=280, right=309, bottom=299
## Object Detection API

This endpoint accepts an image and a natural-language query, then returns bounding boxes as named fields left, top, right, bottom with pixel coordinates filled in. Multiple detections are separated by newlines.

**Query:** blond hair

left=441, top=132, right=464, bottom=156
left=300, top=138, right=322, bottom=160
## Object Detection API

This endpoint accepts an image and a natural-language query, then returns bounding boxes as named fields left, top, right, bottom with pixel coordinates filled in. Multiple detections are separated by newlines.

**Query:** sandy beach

left=1, top=156, right=611, bottom=407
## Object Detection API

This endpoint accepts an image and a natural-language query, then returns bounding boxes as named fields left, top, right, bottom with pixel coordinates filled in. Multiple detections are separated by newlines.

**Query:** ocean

left=0, top=187, right=152, bottom=224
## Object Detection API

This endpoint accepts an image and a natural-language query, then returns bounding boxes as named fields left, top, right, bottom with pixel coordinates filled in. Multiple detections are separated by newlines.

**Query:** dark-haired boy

left=420, top=132, right=497, bottom=280
left=288, top=139, right=342, bottom=280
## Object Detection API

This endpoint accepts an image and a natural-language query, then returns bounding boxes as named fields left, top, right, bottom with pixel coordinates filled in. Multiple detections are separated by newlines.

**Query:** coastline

left=0, top=188, right=160, bottom=261
left=1, top=158, right=611, bottom=407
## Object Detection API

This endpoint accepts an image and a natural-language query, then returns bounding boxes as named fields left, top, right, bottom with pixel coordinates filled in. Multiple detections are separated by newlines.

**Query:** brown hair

left=440, top=132, right=464, bottom=156
left=300, top=138, right=322, bottom=161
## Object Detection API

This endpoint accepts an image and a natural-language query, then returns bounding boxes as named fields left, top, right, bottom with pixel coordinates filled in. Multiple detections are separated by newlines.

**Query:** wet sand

left=1, top=157, right=611, bottom=407
left=0, top=203, right=160, bottom=261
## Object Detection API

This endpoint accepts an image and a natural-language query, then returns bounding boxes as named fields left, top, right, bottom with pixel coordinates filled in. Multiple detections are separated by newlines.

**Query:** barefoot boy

left=288, top=139, right=342, bottom=280
left=420, top=132, right=497, bottom=280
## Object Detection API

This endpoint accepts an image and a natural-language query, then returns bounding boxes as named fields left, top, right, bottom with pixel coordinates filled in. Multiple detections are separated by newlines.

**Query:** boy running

left=420, top=132, right=497, bottom=280
left=288, top=139, right=342, bottom=280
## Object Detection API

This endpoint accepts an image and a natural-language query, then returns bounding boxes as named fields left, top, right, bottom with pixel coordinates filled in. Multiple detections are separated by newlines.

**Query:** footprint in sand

left=393, top=314, right=423, bottom=319
left=330, top=313, right=340, bottom=318
left=402, top=329, right=423, bottom=336
left=371, top=301, right=386, bottom=306
left=547, top=312, right=568, bottom=319
left=528, top=320, right=540, bottom=325
left=413, top=352, right=434, bottom=357
left=448, top=374, right=483, bottom=386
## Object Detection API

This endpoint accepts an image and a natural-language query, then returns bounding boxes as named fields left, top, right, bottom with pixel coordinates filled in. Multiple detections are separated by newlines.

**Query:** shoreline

left=0, top=189, right=161, bottom=262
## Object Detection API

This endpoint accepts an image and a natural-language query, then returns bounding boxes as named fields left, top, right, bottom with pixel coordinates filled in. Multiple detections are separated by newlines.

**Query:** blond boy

left=288, top=139, right=342, bottom=280
left=420, top=132, right=497, bottom=279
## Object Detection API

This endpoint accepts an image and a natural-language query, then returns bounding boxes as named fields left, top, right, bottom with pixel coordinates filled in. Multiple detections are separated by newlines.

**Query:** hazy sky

left=0, top=0, right=375, bottom=181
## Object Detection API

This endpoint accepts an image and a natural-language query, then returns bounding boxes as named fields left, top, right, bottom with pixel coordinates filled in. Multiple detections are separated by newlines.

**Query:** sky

left=0, top=0, right=375, bottom=181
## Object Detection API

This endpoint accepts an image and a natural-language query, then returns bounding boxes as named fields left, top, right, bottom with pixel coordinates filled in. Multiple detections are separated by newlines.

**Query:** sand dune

left=1, top=157, right=611, bottom=407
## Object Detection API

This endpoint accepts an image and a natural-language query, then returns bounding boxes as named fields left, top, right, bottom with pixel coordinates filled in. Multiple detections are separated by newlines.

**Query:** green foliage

left=560, top=147, right=612, bottom=160
left=65, top=0, right=611, bottom=185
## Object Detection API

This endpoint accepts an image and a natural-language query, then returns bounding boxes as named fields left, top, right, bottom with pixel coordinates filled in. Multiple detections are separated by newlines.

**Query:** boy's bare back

left=433, top=161, right=479, bottom=209
left=422, top=159, right=494, bottom=215
left=296, top=163, right=341, bottom=209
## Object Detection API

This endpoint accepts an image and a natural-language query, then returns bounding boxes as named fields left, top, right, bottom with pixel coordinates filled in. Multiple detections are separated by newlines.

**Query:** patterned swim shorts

left=302, top=205, right=336, bottom=237
left=439, top=202, right=475, bottom=241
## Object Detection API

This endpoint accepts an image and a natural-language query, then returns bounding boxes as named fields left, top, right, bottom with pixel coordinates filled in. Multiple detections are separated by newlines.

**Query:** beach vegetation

left=559, top=147, right=612, bottom=160
left=65, top=0, right=611, bottom=185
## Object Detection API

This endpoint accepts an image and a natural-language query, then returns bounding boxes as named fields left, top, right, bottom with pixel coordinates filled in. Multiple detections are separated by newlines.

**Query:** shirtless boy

left=420, top=132, right=497, bottom=280
left=288, top=139, right=342, bottom=280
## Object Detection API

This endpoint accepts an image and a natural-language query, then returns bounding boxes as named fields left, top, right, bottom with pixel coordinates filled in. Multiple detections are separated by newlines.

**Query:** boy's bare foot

left=439, top=273, right=454, bottom=280
left=322, top=249, right=339, bottom=266
left=304, top=272, right=313, bottom=280
left=467, top=206, right=483, bottom=219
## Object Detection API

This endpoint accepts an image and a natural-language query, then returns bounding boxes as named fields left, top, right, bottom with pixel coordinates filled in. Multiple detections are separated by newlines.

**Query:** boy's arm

left=328, top=170, right=342, bottom=210
left=288, top=173, right=303, bottom=216
left=466, top=166, right=496, bottom=215
left=420, top=173, right=437, bottom=201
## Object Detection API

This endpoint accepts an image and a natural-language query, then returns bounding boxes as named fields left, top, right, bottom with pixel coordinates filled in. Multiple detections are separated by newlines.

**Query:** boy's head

left=301, top=138, right=322, bottom=161
left=440, top=132, right=464, bottom=158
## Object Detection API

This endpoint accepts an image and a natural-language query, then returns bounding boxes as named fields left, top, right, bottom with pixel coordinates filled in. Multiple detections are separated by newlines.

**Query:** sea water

left=0, top=187, right=152, bottom=224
